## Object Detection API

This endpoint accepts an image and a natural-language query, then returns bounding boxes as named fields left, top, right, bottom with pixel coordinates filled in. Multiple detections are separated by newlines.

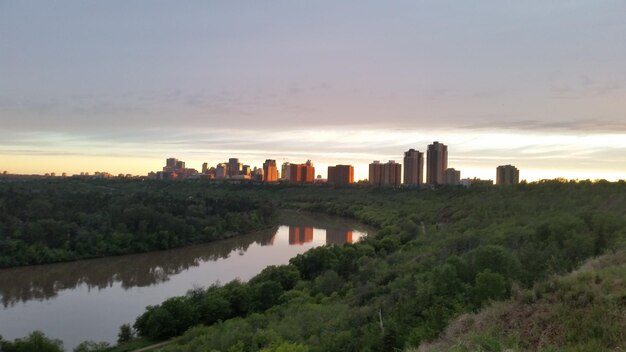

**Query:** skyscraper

left=369, top=161, right=382, bottom=186
left=303, top=160, right=315, bottom=183
left=427, top=141, right=448, bottom=185
left=289, top=161, right=315, bottom=184
left=327, top=165, right=354, bottom=186
left=403, top=148, right=424, bottom=186
left=263, top=159, right=279, bottom=183
left=228, top=158, right=242, bottom=177
left=382, top=160, right=402, bottom=186
left=166, top=158, right=177, bottom=169
left=496, top=165, right=520, bottom=185
left=281, top=162, right=291, bottom=181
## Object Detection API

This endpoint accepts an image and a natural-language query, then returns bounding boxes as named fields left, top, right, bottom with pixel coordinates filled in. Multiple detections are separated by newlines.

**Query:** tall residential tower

left=427, top=141, right=448, bottom=185
left=403, top=148, right=424, bottom=186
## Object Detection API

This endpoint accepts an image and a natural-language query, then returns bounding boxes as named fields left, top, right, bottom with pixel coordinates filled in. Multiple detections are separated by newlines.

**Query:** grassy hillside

left=417, top=250, right=626, bottom=351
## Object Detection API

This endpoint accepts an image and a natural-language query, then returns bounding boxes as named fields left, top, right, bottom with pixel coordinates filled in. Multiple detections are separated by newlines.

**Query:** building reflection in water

left=0, top=220, right=364, bottom=308
left=287, top=225, right=354, bottom=246
left=288, top=226, right=314, bottom=245
left=325, top=229, right=353, bottom=245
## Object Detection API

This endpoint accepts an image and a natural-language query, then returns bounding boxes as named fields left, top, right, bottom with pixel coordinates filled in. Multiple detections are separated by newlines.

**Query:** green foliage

left=116, top=324, right=133, bottom=344
left=6, top=180, right=625, bottom=351
left=0, top=179, right=277, bottom=267
left=0, top=331, right=63, bottom=352
left=73, top=340, right=111, bottom=352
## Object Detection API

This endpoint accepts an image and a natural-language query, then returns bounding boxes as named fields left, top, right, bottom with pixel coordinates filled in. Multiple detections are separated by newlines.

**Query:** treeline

left=127, top=181, right=626, bottom=351
left=0, top=180, right=276, bottom=267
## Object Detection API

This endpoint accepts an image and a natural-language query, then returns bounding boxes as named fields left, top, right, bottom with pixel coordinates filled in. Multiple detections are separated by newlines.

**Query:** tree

left=117, top=324, right=133, bottom=343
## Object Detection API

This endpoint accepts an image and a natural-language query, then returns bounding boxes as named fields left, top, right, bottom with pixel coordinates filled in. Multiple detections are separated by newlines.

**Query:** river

left=0, top=211, right=371, bottom=350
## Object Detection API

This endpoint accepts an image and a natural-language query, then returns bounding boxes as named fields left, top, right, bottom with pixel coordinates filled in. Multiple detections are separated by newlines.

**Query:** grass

left=414, top=251, right=626, bottom=352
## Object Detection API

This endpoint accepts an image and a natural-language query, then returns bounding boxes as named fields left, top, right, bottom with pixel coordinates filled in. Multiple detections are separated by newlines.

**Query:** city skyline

left=1, top=2, right=625, bottom=181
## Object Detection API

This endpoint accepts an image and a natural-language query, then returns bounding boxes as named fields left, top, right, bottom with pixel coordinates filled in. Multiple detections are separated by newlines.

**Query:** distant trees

left=0, top=180, right=277, bottom=267
left=0, top=331, right=63, bottom=352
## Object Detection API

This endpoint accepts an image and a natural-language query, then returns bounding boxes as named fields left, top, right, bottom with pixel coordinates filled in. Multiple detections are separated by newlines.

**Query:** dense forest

left=0, top=179, right=276, bottom=267
left=1, top=180, right=626, bottom=351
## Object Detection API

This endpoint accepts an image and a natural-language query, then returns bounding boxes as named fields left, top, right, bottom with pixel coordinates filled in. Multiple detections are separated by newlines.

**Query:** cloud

left=463, top=119, right=626, bottom=133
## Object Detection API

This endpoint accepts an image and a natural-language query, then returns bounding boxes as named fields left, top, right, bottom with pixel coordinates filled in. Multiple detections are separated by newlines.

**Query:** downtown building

left=444, top=168, right=461, bottom=185
left=496, top=165, right=520, bottom=185
left=263, top=159, right=279, bottom=183
left=427, top=141, right=448, bottom=185
left=403, top=148, right=424, bottom=186
left=327, top=165, right=354, bottom=186
left=369, top=160, right=401, bottom=187
left=289, top=160, right=315, bottom=184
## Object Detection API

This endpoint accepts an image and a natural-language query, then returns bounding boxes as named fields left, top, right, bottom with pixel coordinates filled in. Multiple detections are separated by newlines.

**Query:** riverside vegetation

left=1, top=179, right=625, bottom=351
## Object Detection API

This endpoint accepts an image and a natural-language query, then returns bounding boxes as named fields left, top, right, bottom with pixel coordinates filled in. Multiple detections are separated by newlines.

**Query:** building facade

left=427, top=141, right=448, bottom=185
left=263, top=159, right=279, bottom=183
left=369, top=161, right=383, bottom=186
left=382, top=160, right=402, bottom=187
left=289, top=161, right=315, bottom=184
left=444, top=168, right=461, bottom=185
left=327, top=165, right=354, bottom=186
left=496, top=165, right=520, bottom=185
left=403, top=148, right=424, bottom=186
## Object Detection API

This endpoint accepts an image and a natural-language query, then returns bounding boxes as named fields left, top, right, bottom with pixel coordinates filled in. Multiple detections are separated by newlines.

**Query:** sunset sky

left=1, top=1, right=625, bottom=181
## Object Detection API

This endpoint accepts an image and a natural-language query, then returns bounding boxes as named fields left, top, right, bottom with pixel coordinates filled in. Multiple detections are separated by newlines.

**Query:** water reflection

left=0, top=211, right=369, bottom=308
left=0, top=229, right=278, bottom=308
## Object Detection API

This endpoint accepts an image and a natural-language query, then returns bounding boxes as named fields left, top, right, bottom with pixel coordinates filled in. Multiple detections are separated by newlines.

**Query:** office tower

left=289, top=161, right=315, bottom=184
left=496, top=165, right=520, bottom=185
left=403, top=148, right=424, bottom=186
left=263, top=159, right=279, bottom=183
left=242, top=165, right=251, bottom=176
left=215, top=163, right=228, bottom=179
left=175, top=160, right=185, bottom=171
left=427, top=141, right=448, bottom=185
left=166, top=158, right=177, bottom=169
left=369, top=161, right=383, bottom=186
left=281, top=162, right=291, bottom=181
left=303, top=160, right=315, bottom=183
left=202, top=162, right=208, bottom=174
left=327, top=165, right=354, bottom=186
left=228, top=158, right=242, bottom=177
left=382, top=160, right=402, bottom=186
left=444, top=168, right=461, bottom=185
left=289, top=164, right=303, bottom=184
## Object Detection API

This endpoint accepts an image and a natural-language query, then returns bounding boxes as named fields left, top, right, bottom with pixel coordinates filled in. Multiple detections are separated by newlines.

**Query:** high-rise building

left=166, top=158, right=177, bottom=169
left=403, top=149, right=424, bottom=186
left=382, top=160, right=402, bottom=186
left=281, top=162, right=291, bottom=181
left=444, top=168, right=461, bottom=185
left=289, top=161, right=315, bottom=184
left=202, top=162, right=208, bottom=174
left=215, top=163, right=228, bottom=179
left=175, top=160, right=185, bottom=170
left=289, top=164, right=303, bottom=184
left=303, top=160, right=315, bottom=183
left=327, top=165, right=354, bottom=186
left=369, top=161, right=383, bottom=186
left=427, top=141, right=448, bottom=185
left=496, top=165, right=520, bottom=185
left=242, top=165, right=251, bottom=176
left=228, top=158, right=242, bottom=177
left=263, top=159, right=279, bottom=183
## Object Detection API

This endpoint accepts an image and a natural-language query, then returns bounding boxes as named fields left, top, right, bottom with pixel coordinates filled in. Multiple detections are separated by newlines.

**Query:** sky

left=1, top=1, right=625, bottom=181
